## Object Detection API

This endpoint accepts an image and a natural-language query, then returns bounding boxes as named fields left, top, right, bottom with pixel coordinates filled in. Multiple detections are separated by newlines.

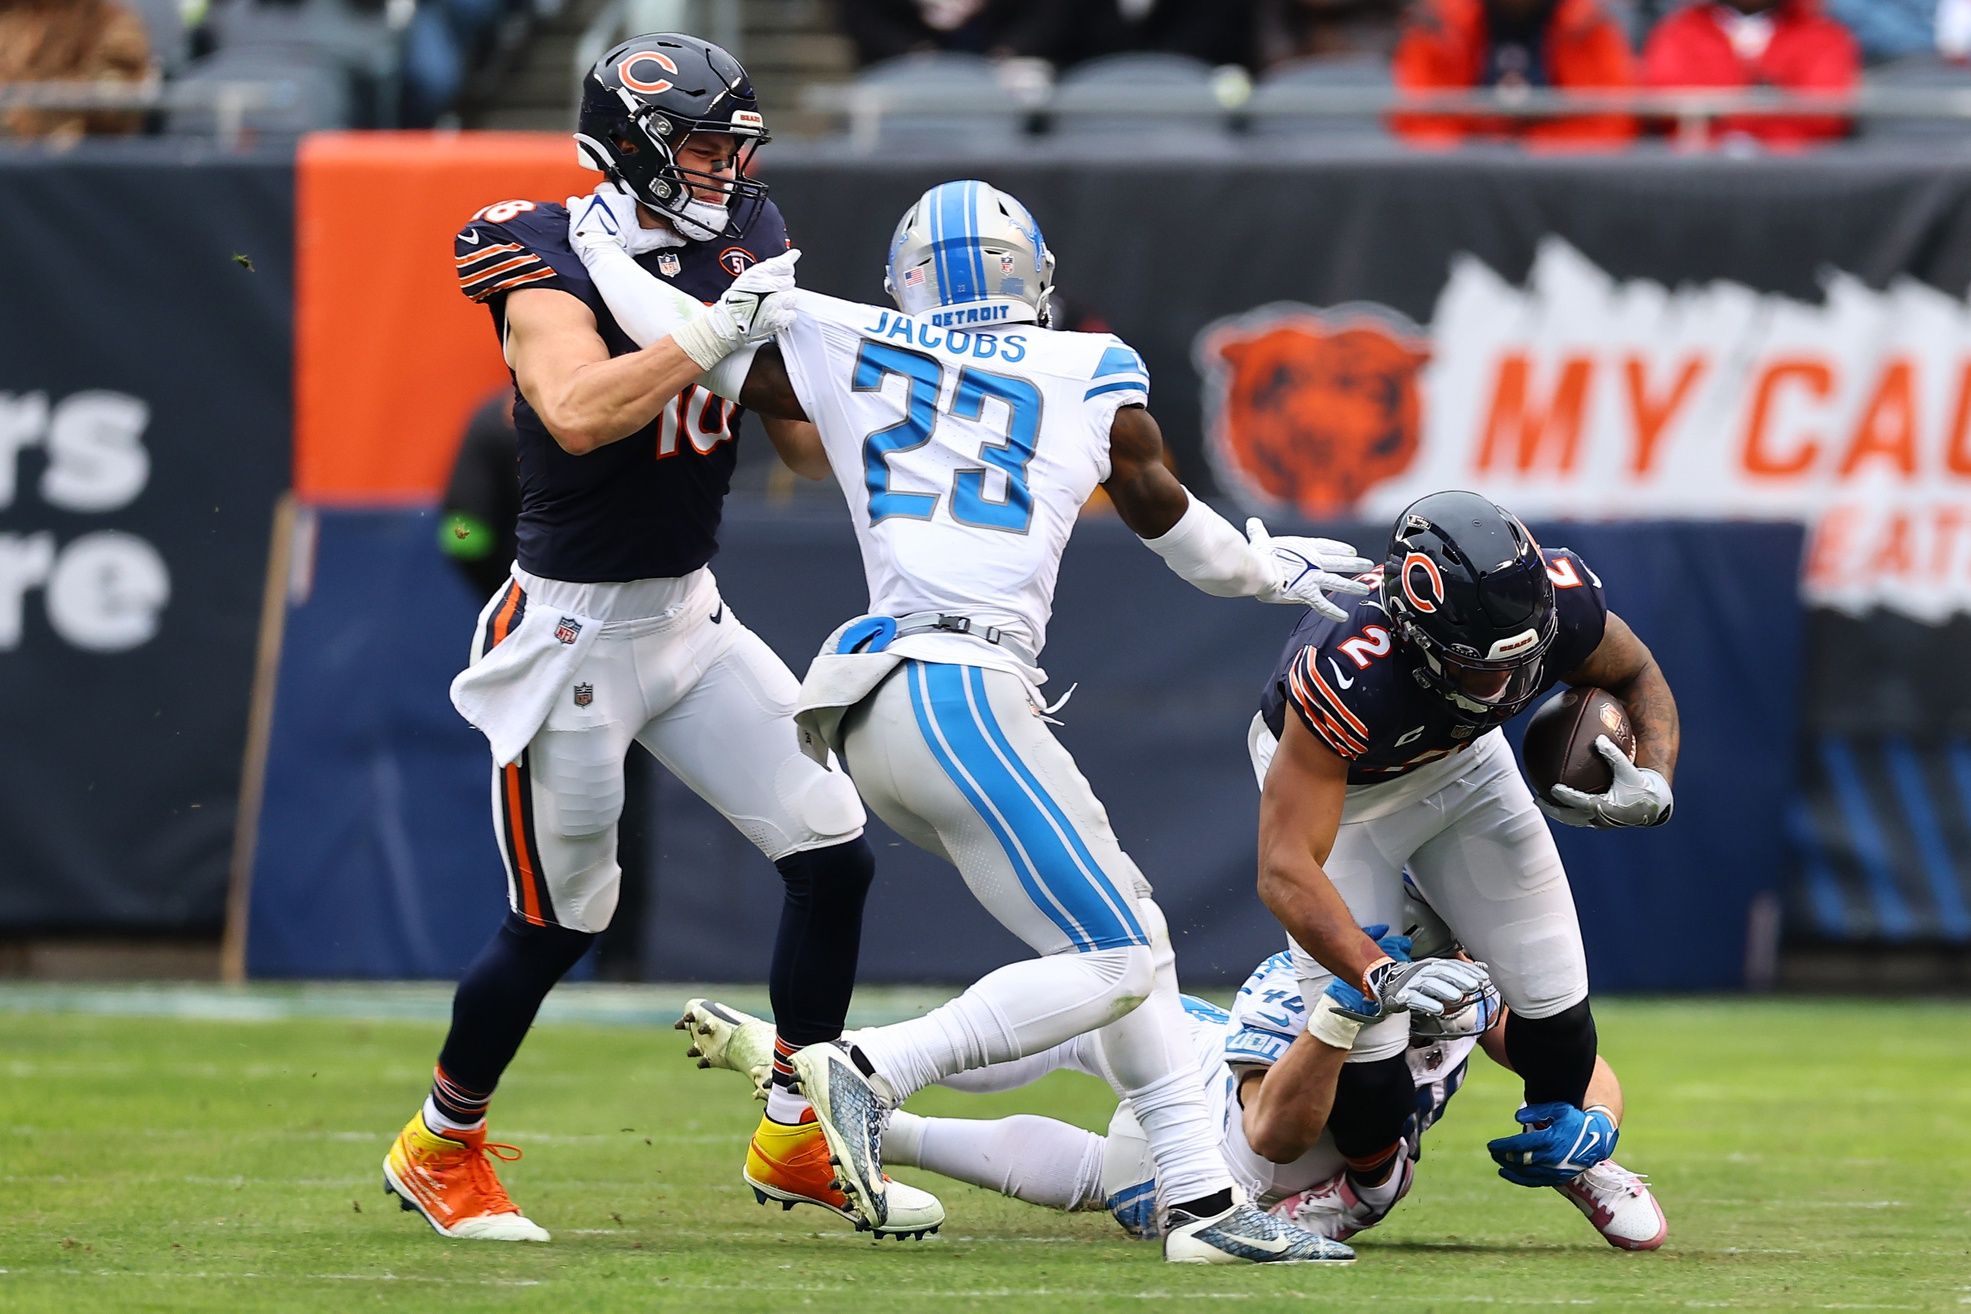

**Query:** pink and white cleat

left=1555, top=1159, right=1667, bottom=1251
left=1270, top=1151, right=1416, bottom=1242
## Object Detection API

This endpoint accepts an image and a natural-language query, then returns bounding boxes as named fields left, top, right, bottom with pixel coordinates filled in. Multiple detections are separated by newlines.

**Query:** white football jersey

left=775, top=291, right=1150, bottom=676
left=1213, top=952, right=1478, bottom=1204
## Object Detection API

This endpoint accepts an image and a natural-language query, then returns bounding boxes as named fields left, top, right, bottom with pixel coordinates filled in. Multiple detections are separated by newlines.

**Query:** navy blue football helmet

left=575, top=34, right=770, bottom=239
left=1381, top=491, right=1557, bottom=726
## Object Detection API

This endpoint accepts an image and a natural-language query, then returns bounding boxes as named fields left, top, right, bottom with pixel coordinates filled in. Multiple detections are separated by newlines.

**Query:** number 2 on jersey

left=853, top=339, right=1040, bottom=533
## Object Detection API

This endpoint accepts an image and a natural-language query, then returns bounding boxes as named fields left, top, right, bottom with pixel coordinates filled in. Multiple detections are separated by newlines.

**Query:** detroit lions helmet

left=1381, top=490, right=1557, bottom=728
left=884, top=181, right=1056, bottom=329
left=575, top=34, right=770, bottom=240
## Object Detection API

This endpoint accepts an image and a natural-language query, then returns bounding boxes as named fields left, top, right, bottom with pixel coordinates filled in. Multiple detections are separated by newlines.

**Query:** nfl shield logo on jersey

left=573, top=682, right=593, bottom=707
left=555, top=616, right=582, bottom=645
left=658, top=252, right=680, bottom=277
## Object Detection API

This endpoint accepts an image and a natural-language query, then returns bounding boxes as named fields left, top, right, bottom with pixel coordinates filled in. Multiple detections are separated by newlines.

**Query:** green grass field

left=3, top=987, right=1968, bottom=1313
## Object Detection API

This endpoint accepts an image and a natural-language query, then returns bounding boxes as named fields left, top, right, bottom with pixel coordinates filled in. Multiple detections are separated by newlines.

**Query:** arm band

left=1140, top=492, right=1270, bottom=598
left=1307, top=995, right=1366, bottom=1050
left=580, top=244, right=747, bottom=396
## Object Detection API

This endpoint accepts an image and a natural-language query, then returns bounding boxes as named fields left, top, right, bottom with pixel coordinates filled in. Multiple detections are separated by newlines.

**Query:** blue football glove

left=1487, top=1102, right=1619, bottom=1187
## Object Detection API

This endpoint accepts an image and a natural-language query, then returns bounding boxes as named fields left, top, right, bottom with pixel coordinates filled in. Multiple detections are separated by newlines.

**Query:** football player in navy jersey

left=382, top=34, right=945, bottom=1242
left=1247, top=490, right=1679, bottom=1249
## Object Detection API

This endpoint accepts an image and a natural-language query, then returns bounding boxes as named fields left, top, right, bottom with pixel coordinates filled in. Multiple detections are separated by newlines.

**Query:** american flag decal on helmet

left=903, top=266, right=925, bottom=287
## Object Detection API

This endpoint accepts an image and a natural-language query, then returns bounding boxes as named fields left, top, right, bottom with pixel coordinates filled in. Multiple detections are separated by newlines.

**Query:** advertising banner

left=0, top=148, right=293, bottom=929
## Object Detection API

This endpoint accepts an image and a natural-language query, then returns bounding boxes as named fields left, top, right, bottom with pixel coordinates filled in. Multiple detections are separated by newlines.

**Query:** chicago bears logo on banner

left=1194, top=303, right=1430, bottom=517
left=719, top=247, right=756, bottom=277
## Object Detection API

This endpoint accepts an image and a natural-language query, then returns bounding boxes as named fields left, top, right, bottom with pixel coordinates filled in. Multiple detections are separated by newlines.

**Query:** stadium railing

left=802, top=81, right=1971, bottom=151
left=0, top=78, right=287, bottom=147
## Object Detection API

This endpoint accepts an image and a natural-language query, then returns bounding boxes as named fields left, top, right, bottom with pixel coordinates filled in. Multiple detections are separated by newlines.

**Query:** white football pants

left=1249, top=717, right=1591, bottom=1063
left=839, top=659, right=1233, bottom=1206
left=471, top=566, right=866, bottom=933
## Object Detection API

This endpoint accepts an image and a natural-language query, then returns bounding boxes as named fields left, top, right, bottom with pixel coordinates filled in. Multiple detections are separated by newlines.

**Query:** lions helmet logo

left=1194, top=302, right=1429, bottom=516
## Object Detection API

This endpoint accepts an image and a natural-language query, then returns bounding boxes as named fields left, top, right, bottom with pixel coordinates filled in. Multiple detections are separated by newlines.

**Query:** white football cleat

left=1164, top=1200, right=1356, bottom=1265
left=1555, top=1159, right=1667, bottom=1251
left=675, top=997, right=775, bottom=1099
left=789, top=1041, right=898, bottom=1233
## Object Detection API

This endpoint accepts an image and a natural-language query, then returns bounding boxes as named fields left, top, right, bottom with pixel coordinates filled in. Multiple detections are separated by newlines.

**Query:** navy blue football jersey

left=453, top=197, right=792, bottom=583
left=1259, top=548, right=1608, bottom=783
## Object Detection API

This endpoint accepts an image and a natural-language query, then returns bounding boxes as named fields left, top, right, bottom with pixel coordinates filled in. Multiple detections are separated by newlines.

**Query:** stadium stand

left=1049, top=51, right=1231, bottom=145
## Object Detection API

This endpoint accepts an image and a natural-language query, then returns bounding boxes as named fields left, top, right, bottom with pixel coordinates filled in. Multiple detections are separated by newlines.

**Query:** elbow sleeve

left=1140, top=493, right=1269, bottom=598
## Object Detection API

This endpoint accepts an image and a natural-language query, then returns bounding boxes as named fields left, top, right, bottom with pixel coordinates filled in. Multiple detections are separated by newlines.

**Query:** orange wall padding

left=294, top=132, right=589, bottom=503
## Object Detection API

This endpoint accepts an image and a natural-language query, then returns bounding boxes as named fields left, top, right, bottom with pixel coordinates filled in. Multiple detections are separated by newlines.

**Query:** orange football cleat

left=744, top=1111, right=943, bottom=1239
left=382, top=1111, right=549, bottom=1241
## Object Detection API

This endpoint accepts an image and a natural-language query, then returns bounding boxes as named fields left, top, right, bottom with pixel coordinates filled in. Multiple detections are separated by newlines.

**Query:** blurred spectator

left=1260, top=0, right=1404, bottom=63
left=1391, top=0, right=1639, bottom=146
left=841, top=0, right=1262, bottom=70
left=1048, top=0, right=1261, bottom=67
left=440, top=391, right=521, bottom=599
left=1642, top=0, right=1858, bottom=146
left=1942, top=0, right=1971, bottom=59
left=838, top=0, right=1033, bottom=63
left=0, top=0, right=151, bottom=140
left=1824, top=0, right=1939, bottom=63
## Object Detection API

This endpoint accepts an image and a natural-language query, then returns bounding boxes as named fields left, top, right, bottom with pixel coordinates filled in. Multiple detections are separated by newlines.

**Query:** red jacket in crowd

left=1392, top=0, right=1640, bottom=147
left=1641, top=0, right=1859, bottom=146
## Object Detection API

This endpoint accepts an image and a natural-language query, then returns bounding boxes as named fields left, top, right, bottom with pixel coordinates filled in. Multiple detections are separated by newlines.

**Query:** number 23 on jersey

left=853, top=339, right=1040, bottom=534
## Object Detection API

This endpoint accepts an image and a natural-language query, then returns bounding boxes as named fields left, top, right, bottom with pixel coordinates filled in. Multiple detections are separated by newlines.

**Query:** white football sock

left=886, top=1111, right=1105, bottom=1212
left=763, top=1083, right=810, bottom=1123
left=421, top=1096, right=484, bottom=1136
left=1090, top=899, right=1233, bottom=1207
left=851, top=945, right=1151, bottom=1102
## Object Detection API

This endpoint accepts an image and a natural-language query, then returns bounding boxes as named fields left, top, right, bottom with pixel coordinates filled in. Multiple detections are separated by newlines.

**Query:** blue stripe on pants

left=963, top=665, right=1145, bottom=946
left=908, top=662, right=1142, bottom=952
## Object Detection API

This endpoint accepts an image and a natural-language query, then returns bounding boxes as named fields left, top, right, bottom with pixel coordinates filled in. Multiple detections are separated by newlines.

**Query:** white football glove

left=1244, top=518, right=1374, bottom=621
left=671, top=248, right=801, bottom=369
left=1538, top=735, right=1675, bottom=829
left=565, top=184, right=673, bottom=261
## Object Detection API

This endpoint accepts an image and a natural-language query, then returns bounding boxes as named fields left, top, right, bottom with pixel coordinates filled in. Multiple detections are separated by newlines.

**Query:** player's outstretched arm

left=567, top=187, right=800, bottom=408
left=1257, top=713, right=1390, bottom=998
left=1561, top=610, right=1679, bottom=784
left=1104, top=407, right=1370, bottom=618
left=504, top=288, right=708, bottom=455
left=1237, top=1037, right=1349, bottom=1165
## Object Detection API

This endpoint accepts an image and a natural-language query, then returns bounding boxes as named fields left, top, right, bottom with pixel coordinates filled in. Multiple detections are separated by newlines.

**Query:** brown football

left=1521, top=688, right=1636, bottom=799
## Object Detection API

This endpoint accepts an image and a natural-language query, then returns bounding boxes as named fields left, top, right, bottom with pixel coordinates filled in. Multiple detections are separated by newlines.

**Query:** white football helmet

left=883, top=180, right=1056, bottom=329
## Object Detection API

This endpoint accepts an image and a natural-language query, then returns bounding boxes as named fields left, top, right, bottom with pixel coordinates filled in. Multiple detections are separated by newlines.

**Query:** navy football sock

left=1505, top=998, right=1598, bottom=1109
left=1327, top=1053, right=1418, bottom=1163
left=767, top=838, right=874, bottom=1048
left=430, top=911, right=596, bottom=1120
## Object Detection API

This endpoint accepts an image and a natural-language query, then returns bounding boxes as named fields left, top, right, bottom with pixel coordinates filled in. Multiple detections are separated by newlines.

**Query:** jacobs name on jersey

left=453, top=195, right=791, bottom=584
left=1259, top=548, right=1607, bottom=782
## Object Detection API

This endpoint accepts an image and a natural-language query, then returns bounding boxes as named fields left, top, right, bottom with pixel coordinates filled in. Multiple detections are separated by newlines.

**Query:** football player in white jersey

left=678, top=889, right=1663, bottom=1250
left=573, top=178, right=1485, bottom=1262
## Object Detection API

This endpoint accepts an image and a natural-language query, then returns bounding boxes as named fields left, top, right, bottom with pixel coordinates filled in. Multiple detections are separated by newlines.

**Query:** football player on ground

left=677, top=893, right=1662, bottom=1249
left=381, top=34, right=938, bottom=1242
left=1249, top=491, right=1678, bottom=1247
left=579, top=178, right=1502, bottom=1262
